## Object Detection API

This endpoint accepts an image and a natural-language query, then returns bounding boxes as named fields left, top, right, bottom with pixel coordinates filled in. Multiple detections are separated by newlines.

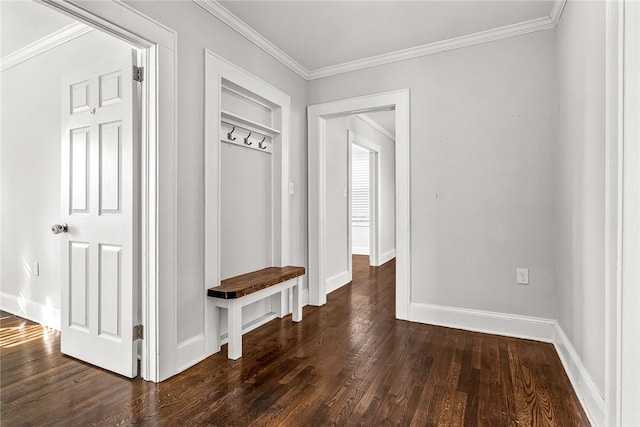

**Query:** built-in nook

left=203, top=51, right=302, bottom=359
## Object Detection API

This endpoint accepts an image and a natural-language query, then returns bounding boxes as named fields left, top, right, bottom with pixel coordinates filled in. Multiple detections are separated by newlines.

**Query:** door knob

left=51, top=223, right=68, bottom=234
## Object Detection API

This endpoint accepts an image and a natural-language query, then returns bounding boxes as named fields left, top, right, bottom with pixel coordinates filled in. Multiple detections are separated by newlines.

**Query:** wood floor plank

left=0, top=256, right=590, bottom=426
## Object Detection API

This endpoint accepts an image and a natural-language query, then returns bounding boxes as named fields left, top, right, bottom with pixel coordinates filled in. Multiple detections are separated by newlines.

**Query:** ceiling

left=364, top=111, right=395, bottom=136
left=218, top=1, right=556, bottom=71
left=0, top=1, right=75, bottom=57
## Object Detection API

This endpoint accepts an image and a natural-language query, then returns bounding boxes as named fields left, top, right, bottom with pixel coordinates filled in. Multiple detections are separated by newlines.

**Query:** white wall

left=0, top=30, right=132, bottom=327
left=309, top=30, right=557, bottom=319
left=124, top=1, right=309, bottom=351
left=325, top=117, right=349, bottom=283
left=324, top=115, right=395, bottom=288
left=555, top=0, right=606, bottom=396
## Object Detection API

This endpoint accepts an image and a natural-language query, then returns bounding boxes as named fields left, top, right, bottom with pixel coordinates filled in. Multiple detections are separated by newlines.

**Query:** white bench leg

left=213, top=304, right=221, bottom=353
left=292, top=278, right=302, bottom=322
left=227, top=302, right=242, bottom=360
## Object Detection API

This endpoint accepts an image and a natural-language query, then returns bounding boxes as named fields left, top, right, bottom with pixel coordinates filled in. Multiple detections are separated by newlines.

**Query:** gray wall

left=325, top=116, right=349, bottom=281
left=309, top=30, right=557, bottom=319
left=0, top=30, right=132, bottom=321
left=125, top=1, right=309, bottom=344
left=555, top=0, right=606, bottom=395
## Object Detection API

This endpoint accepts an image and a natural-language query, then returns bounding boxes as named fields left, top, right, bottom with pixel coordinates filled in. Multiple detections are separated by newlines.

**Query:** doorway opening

left=0, top=0, right=174, bottom=381
left=307, top=89, right=410, bottom=319
left=350, top=142, right=375, bottom=264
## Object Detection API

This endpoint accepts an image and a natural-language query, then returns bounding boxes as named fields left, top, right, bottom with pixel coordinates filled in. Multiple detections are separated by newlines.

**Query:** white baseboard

left=219, top=312, right=278, bottom=345
left=326, top=270, right=351, bottom=294
left=0, top=291, right=61, bottom=330
left=409, top=302, right=556, bottom=342
left=303, top=287, right=309, bottom=306
left=379, top=249, right=396, bottom=265
left=352, top=246, right=369, bottom=255
left=409, top=301, right=603, bottom=426
left=176, top=333, right=206, bottom=372
left=553, top=323, right=605, bottom=427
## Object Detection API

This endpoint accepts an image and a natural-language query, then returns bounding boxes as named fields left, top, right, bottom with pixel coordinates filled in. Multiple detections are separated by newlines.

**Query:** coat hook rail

left=227, top=126, right=237, bottom=141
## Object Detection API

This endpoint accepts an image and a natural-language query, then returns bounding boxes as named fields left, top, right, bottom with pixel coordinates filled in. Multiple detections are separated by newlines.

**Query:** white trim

left=176, top=333, right=206, bottom=373
left=194, top=0, right=566, bottom=81
left=408, top=302, right=556, bottom=342
left=379, top=249, right=396, bottom=265
left=308, top=89, right=410, bottom=321
left=193, top=0, right=307, bottom=79
left=550, top=0, right=568, bottom=26
left=307, top=16, right=556, bottom=80
left=604, top=1, right=624, bottom=425
left=554, top=324, right=605, bottom=427
left=620, top=2, right=640, bottom=425
left=325, top=270, right=351, bottom=295
left=41, top=0, right=178, bottom=383
left=0, top=292, right=61, bottom=330
left=356, top=114, right=395, bottom=141
left=407, top=301, right=605, bottom=426
left=352, top=246, right=370, bottom=256
left=0, top=23, right=93, bottom=72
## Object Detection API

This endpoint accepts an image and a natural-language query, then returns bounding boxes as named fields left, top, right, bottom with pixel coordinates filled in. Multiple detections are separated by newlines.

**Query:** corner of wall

left=553, top=322, right=605, bottom=426
left=0, top=292, right=61, bottom=330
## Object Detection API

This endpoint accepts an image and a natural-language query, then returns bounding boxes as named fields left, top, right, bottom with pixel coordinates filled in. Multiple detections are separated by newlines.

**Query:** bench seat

left=207, top=266, right=305, bottom=359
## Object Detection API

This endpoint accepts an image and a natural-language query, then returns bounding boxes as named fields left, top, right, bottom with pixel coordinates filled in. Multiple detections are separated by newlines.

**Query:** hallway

left=1, top=256, right=588, bottom=425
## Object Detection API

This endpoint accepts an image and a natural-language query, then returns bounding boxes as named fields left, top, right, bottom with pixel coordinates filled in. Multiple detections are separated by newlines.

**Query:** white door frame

left=605, top=1, right=640, bottom=425
left=619, top=4, right=640, bottom=424
left=203, top=50, right=291, bottom=356
left=348, top=130, right=382, bottom=268
left=40, top=0, right=177, bottom=382
left=308, top=89, right=410, bottom=320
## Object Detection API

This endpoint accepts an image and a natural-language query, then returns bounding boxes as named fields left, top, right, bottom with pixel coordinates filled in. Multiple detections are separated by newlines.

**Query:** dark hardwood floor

left=1, top=256, right=589, bottom=426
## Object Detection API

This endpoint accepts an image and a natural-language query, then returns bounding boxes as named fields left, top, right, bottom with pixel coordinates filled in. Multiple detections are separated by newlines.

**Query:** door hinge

left=133, top=324, right=143, bottom=340
left=133, top=66, right=144, bottom=83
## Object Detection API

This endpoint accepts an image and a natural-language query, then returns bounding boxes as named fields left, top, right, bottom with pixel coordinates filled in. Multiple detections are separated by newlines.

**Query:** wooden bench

left=207, top=266, right=305, bottom=360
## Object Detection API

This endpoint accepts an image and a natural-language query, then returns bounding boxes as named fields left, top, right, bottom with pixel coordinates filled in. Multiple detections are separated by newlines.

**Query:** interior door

left=58, top=51, right=138, bottom=378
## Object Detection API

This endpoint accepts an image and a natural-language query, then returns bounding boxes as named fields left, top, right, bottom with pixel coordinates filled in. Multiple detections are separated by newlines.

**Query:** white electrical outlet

left=516, top=268, right=529, bottom=285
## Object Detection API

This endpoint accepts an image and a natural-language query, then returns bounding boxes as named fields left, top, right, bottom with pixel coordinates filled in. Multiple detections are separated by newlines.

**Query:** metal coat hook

left=259, top=137, right=267, bottom=149
left=227, top=126, right=237, bottom=141
left=244, top=132, right=252, bottom=146
left=89, top=107, right=96, bottom=115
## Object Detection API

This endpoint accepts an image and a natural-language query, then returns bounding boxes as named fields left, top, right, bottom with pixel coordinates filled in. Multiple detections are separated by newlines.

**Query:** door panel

left=70, top=127, right=90, bottom=213
left=69, top=242, right=90, bottom=331
left=60, top=52, right=137, bottom=378
left=99, top=244, right=122, bottom=339
left=99, top=121, right=122, bottom=214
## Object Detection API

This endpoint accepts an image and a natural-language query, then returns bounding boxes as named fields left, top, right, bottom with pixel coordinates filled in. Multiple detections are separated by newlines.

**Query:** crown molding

left=0, top=22, right=93, bottom=72
left=357, top=114, right=395, bottom=141
left=193, top=0, right=308, bottom=79
left=307, top=16, right=556, bottom=79
left=550, top=0, right=567, bottom=26
left=194, top=0, right=564, bottom=81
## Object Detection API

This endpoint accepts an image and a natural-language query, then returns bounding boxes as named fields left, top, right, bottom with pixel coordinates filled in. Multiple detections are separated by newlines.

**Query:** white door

left=58, top=52, right=138, bottom=377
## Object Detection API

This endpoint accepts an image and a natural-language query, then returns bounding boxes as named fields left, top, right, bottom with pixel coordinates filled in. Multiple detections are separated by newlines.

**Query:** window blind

left=352, top=148, right=369, bottom=225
